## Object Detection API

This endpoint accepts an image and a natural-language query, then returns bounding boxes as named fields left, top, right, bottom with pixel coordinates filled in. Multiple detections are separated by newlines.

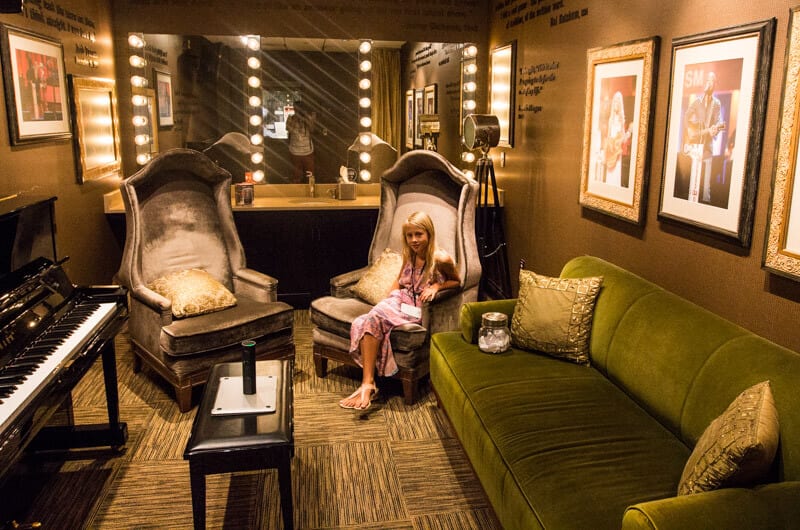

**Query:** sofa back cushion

left=560, top=256, right=800, bottom=483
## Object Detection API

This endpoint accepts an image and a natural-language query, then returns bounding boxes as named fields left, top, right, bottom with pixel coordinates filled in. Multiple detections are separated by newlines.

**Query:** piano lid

left=0, top=195, right=57, bottom=280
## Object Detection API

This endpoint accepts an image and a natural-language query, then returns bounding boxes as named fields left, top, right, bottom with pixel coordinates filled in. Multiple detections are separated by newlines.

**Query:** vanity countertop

left=103, top=183, right=381, bottom=214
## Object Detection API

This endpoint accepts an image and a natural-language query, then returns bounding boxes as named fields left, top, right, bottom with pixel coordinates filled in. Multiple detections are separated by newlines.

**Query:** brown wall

left=489, top=0, right=800, bottom=351
left=0, top=0, right=122, bottom=286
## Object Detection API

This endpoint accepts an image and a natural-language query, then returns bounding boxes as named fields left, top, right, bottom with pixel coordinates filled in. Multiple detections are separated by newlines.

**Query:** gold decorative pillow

left=353, top=248, right=403, bottom=305
left=678, top=381, right=779, bottom=496
left=148, top=269, right=237, bottom=318
left=510, top=269, right=603, bottom=365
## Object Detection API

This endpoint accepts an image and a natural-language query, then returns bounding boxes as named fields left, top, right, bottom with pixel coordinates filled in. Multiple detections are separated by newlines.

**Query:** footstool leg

left=189, top=459, right=206, bottom=530
left=277, top=447, right=294, bottom=530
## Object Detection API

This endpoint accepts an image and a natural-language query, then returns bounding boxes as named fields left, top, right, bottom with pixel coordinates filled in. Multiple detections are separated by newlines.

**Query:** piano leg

left=27, top=339, right=128, bottom=451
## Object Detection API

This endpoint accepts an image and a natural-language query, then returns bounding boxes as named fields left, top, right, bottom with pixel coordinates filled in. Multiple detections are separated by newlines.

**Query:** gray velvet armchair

left=116, top=148, right=294, bottom=412
left=310, top=150, right=481, bottom=404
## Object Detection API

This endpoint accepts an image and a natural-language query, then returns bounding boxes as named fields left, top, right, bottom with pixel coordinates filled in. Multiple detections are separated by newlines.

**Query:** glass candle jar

left=478, top=312, right=510, bottom=354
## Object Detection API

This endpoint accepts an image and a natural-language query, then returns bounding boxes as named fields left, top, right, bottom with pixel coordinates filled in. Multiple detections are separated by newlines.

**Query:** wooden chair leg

left=175, top=385, right=193, bottom=413
left=313, top=353, right=328, bottom=378
left=402, top=378, right=416, bottom=405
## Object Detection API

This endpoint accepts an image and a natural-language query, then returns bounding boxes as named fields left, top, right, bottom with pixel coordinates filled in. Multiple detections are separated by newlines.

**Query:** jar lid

left=481, top=312, right=508, bottom=328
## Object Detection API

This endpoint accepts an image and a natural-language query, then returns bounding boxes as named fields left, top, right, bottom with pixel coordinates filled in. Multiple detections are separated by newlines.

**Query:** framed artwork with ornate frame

left=68, top=75, right=121, bottom=183
left=405, top=89, right=414, bottom=149
left=424, top=83, right=437, bottom=114
left=414, top=88, right=424, bottom=148
left=580, top=36, right=659, bottom=225
left=0, top=24, right=71, bottom=145
left=489, top=41, right=516, bottom=148
left=153, top=69, right=174, bottom=128
left=658, top=19, right=776, bottom=247
left=764, top=8, right=800, bottom=280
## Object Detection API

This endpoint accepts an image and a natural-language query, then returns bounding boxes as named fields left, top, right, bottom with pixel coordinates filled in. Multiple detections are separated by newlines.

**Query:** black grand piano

left=0, top=195, right=128, bottom=483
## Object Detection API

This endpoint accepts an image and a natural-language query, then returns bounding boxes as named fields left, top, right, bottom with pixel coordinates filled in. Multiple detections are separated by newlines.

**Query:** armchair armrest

left=622, top=482, right=800, bottom=530
left=459, top=299, right=518, bottom=343
left=233, top=267, right=278, bottom=303
left=131, top=284, right=172, bottom=313
left=330, top=266, right=370, bottom=297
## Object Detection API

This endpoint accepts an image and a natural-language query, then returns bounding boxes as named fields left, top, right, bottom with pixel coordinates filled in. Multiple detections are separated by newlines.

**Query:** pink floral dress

left=349, top=260, right=445, bottom=376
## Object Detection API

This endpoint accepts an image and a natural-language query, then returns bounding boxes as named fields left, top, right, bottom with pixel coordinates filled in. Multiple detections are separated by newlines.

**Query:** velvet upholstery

left=117, top=148, right=295, bottom=412
left=310, top=150, right=480, bottom=404
left=430, top=255, right=800, bottom=530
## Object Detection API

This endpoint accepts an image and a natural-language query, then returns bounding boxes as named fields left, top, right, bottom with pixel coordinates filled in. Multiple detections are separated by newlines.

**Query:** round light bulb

left=132, top=115, right=148, bottom=127
left=465, top=63, right=478, bottom=75
left=134, top=134, right=150, bottom=146
left=359, top=97, right=371, bottom=108
left=464, top=169, right=475, bottom=179
left=247, top=37, right=260, bottom=51
left=359, top=78, right=371, bottom=90
left=252, top=169, right=265, bottom=182
left=250, top=133, right=263, bottom=145
left=359, top=152, right=371, bottom=163
left=131, top=95, right=147, bottom=106
left=461, top=151, right=476, bottom=163
left=359, top=133, right=372, bottom=146
left=359, top=116, right=372, bottom=128
left=128, top=34, right=145, bottom=48
left=247, top=76, right=261, bottom=88
left=249, top=114, right=263, bottom=126
left=463, top=99, right=476, bottom=110
left=358, top=40, right=372, bottom=54
left=464, top=81, right=477, bottom=92
left=248, top=95, right=262, bottom=107
left=359, top=169, right=371, bottom=181
left=136, top=153, right=151, bottom=165
left=251, top=152, right=264, bottom=164
left=129, top=55, right=146, bottom=68
left=247, top=56, right=261, bottom=69
left=464, top=45, right=478, bottom=58
left=359, top=60, right=372, bottom=72
left=130, top=75, right=147, bottom=87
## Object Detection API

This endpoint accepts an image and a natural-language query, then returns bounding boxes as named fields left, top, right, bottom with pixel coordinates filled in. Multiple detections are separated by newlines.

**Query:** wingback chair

left=117, top=148, right=295, bottom=412
left=310, top=150, right=480, bottom=404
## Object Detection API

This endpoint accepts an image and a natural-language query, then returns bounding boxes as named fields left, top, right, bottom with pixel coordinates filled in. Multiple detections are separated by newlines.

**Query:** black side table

left=183, top=360, right=294, bottom=529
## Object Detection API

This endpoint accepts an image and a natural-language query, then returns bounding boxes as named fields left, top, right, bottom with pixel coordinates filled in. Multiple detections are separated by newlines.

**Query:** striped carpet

left=0, top=311, right=501, bottom=529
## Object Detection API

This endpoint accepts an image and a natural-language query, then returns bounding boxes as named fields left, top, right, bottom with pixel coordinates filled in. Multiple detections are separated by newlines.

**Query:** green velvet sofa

left=430, top=256, right=800, bottom=530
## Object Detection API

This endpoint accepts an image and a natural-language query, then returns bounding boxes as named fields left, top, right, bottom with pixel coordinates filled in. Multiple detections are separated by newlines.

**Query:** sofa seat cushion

left=161, top=297, right=294, bottom=357
left=431, top=331, right=691, bottom=530
left=311, top=295, right=427, bottom=352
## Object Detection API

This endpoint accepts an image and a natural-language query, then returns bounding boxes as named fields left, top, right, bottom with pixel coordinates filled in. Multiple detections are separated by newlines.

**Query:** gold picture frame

left=69, top=76, right=121, bottom=183
left=579, top=37, right=659, bottom=225
left=764, top=8, right=800, bottom=280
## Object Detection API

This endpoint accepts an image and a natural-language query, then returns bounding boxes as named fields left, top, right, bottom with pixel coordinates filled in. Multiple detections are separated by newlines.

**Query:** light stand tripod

left=475, top=147, right=511, bottom=300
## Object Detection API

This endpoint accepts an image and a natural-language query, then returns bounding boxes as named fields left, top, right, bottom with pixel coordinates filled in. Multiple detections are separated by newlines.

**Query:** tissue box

left=338, top=181, right=357, bottom=200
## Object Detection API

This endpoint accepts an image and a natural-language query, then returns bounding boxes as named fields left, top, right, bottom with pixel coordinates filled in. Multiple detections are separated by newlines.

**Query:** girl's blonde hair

left=401, top=211, right=437, bottom=280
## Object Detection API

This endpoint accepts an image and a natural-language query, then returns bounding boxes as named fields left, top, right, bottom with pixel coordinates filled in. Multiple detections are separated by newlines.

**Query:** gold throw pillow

left=148, top=268, right=237, bottom=318
left=678, top=380, right=779, bottom=495
left=353, top=248, right=403, bottom=305
left=510, top=269, right=603, bottom=365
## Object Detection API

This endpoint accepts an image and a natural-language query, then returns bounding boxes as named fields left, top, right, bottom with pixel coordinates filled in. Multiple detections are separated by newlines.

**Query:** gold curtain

left=371, top=48, right=400, bottom=150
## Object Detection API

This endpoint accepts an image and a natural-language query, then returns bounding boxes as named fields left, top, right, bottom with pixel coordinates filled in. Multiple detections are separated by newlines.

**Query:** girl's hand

left=420, top=284, right=440, bottom=303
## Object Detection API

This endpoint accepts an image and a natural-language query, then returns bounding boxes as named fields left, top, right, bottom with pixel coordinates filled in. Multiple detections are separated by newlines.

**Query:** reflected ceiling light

left=359, top=40, right=372, bottom=54
left=129, top=55, right=146, bottom=68
left=359, top=116, right=372, bottom=128
left=128, top=34, right=145, bottom=48
left=359, top=169, right=371, bottom=181
left=359, top=78, right=371, bottom=90
left=359, top=152, right=371, bottom=163
left=251, top=152, right=264, bottom=164
left=247, top=76, right=261, bottom=88
left=247, top=56, right=261, bottom=69
left=359, top=60, right=372, bottom=72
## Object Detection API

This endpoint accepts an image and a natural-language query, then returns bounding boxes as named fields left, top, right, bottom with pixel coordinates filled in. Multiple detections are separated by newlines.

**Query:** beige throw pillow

left=678, top=380, right=779, bottom=495
left=148, top=268, right=237, bottom=318
left=510, top=269, right=603, bottom=365
left=353, top=248, right=403, bottom=305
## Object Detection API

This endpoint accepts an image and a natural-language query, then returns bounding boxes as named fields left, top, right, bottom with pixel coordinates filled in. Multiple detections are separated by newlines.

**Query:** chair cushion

left=678, top=381, right=779, bottom=495
left=311, top=296, right=427, bottom=352
left=160, top=296, right=293, bottom=357
left=352, top=248, right=403, bottom=305
left=511, top=268, right=603, bottom=365
left=148, top=268, right=236, bottom=318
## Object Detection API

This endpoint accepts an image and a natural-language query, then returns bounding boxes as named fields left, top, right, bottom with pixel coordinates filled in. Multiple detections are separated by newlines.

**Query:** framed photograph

left=580, top=37, right=660, bottom=225
left=144, top=88, right=160, bottom=154
left=0, top=24, right=71, bottom=145
left=154, top=69, right=174, bottom=127
left=490, top=41, right=516, bottom=148
left=658, top=19, right=776, bottom=247
left=764, top=8, right=800, bottom=280
left=414, top=88, right=424, bottom=148
left=68, top=76, right=121, bottom=183
left=405, top=89, right=414, bottom=149
left=424, top=83, right=438, bottom=114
